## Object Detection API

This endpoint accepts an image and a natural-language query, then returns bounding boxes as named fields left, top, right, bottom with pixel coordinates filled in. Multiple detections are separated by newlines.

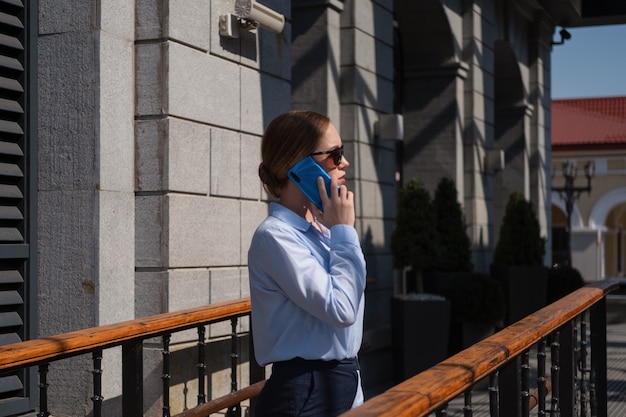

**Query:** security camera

left=551, top=27, right=571, bottom=45
left=234, top=0, right=285, bottom=34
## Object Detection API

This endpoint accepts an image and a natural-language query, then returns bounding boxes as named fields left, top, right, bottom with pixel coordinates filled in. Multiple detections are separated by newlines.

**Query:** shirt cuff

left=330, top=224, right=360, bottom=246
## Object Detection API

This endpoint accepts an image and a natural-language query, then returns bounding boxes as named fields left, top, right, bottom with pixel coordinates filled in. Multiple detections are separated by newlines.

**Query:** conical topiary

left=390, top=179, right=442, bottom=279
left=493, top=192, right=545, bottom=266
left=432, top=177, right=473, bottom=272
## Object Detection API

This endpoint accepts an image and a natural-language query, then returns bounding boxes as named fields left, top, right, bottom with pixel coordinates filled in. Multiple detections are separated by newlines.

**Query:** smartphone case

left=287, top=156, right=332, bottom=211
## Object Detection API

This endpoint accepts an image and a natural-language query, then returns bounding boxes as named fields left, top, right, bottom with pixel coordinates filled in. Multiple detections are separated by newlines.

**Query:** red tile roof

left=552, top=96, right=626, bottom=150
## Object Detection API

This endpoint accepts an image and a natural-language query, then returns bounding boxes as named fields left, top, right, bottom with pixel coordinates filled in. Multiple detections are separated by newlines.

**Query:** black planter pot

left=422, top=271, right=467, bottom=295
left=490, top=265, right=548, bottom=326
left=448, top=321, right=495, bottom=389
left=449, top=321, right=495, bottom=355
left=391, top=294, right=451, bottom=382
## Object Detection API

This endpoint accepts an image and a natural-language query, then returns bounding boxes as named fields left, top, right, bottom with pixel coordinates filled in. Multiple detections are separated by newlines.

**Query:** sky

left=551, top=24, right=626, bottom=99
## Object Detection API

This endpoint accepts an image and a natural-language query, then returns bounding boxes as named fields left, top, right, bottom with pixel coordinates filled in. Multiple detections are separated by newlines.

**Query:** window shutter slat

left=0, top=290, right=22, bottom=306
left=0, top=162, right=23, bottom=177
left=0, top=206, right=22, bottom=220
left=0, top=0, right=31, bottom=414
left=0, top=311, right=22, bottom=327
left=0, top=119, right=23, bottom=135
left=0, top=55, right=22, bottom=72
left=0, top=333, right=20, bottom=345
left=0, top=97, right=22, bottom=113
left=0, top=375, right=23, bottom=396
left=0, top=227, right=22, bottom=241
left=0, top=33, right=22, bottom=50
left=0, top=184, right=22, bottom=199
left=0, top=76, right=23, bottom=93
left=0, top=270, right=22, bottom=284
left=0, top=11, right=23, bottom=29
left=0, top=141, right=22, bottom=156
left=0, top=1, right=23, bottom=9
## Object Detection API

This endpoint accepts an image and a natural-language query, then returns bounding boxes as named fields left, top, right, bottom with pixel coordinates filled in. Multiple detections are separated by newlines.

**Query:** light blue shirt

left=248, top=202, right=367, bottom=366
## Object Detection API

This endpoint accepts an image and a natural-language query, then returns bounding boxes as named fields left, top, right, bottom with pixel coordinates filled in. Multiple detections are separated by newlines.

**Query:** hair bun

left=258, top=163, right=282, bottom=198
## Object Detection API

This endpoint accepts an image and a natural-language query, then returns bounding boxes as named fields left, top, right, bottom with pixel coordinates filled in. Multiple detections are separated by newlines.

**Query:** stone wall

left=134, top=0, right=290, bottom=414
left=38, top=0, right=135, bottom=414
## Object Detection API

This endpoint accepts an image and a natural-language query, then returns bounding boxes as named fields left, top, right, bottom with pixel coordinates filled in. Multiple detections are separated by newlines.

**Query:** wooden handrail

left=0, top=297, right=251, bottom=373
left=340, top=279, right=620, bottom=417
left=173, top=381, right=266, bottom=417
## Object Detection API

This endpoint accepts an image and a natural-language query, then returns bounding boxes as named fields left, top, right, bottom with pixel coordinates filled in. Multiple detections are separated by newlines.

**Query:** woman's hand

left=313, top=176, right=355, bottom=227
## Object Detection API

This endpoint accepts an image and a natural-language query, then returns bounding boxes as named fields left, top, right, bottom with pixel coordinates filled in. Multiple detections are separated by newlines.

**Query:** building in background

left=551, top=96, right=626, bottom=280
left=1, top=0, right=626, bottom=416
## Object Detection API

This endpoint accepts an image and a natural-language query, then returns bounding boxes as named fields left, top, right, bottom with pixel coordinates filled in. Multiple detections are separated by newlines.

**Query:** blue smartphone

left=288, top=156, right=332, bottom=211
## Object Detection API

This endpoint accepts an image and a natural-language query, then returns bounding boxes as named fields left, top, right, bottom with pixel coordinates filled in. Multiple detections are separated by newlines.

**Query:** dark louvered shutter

left=0, top=0, right=36, bottom=415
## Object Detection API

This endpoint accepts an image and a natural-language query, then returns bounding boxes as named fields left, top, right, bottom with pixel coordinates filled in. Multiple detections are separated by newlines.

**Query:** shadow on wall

left=141, top=334, right=251, bottom=416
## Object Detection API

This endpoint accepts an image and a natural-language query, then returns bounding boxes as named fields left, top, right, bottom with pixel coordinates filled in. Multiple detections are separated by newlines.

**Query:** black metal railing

left=0, top=298, right=261, bottom=417
left=0, top=279, right=622, bottom=417
left=341, top=279, right=622, bottom=417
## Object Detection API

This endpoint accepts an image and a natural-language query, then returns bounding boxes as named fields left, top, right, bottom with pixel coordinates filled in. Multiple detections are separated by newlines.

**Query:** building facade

left=1, top=0, right=625, bottom=416
left=551, top=96, right=626, bottom=281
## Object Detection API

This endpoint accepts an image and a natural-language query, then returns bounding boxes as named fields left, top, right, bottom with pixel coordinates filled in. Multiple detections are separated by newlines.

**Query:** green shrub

left=547, top=265, right=584, bottom=303
left=493, top=192, right=545, bottom=266
left=432, top=177, right=473, bottom=272
left=390, top=179, right=442, bottom=273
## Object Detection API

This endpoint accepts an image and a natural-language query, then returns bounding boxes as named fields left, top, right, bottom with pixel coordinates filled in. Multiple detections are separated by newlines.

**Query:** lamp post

left=551, top=160, right=595, bottom=267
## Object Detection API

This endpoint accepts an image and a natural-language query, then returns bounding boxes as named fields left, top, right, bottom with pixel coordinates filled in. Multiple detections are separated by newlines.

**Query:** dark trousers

left=254, top=357, right=359, bottom=417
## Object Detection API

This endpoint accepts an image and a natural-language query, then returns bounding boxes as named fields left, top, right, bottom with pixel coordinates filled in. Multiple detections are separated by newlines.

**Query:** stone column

left=493, top=103, right=534, bottom=241
left=337, top=0, right=397, bottom=397
left=402, top=63, right=468, bottom=193
left=462, top=0, right=496, bottom=272
left=292, top=0, right=344, bottom=123
left=38, top=0, right=136, bottom=414
left=528, top=11, right=555, bottom=265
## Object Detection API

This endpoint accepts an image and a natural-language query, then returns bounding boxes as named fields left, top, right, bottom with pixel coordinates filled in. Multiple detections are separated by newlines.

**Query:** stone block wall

left=38, top=0, right=136, bottom=414
left=134, top=0, right=289, bottom=413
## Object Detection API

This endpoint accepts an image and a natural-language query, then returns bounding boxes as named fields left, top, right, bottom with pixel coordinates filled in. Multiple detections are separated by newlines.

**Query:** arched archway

left=395, top=0, right=454, bottom=69
left=589, top=187, right=626, bottom=277
left=551, top=191, right=584, bottom=229
left=589, top=187, right=626, bottom=229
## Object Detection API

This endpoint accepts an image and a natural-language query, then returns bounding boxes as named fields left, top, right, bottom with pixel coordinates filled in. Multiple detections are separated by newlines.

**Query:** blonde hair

left=259, top=110, right=330, bottom=198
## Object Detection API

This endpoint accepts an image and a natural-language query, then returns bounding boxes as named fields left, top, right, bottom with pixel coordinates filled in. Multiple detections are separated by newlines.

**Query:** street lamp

left=551, top=160, right=595, bottom=267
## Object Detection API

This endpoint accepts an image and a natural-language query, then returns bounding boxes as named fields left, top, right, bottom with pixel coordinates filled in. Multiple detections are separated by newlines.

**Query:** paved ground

left=607, top=322, right=626, bottom=416
left=437, top=321, right=626, bottom=416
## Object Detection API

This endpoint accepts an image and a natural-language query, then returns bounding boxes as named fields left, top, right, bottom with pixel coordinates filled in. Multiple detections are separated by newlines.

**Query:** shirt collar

left=269, top=202, right=313, bottom=233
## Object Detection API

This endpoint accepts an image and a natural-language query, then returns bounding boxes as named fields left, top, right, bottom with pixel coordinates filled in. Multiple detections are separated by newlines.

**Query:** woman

left=248, top=110, right=367, bottom=417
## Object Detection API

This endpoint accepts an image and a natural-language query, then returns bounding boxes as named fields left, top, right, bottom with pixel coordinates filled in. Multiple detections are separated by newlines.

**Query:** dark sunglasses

left=310, top=145, right=344, bottom=166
